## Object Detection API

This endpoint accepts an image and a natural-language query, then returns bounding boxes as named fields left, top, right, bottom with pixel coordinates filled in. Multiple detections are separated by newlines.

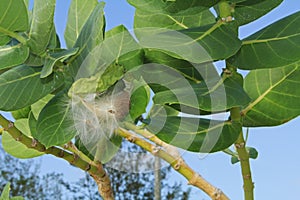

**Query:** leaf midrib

left=243, top=32, right=300, bottom=45
left=0, top=71, right=40, bottom=87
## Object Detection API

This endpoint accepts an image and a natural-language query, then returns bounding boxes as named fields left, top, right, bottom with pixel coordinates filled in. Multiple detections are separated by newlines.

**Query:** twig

left=0, top=114, right=114, bottom=200
left=117, top=127, right=229, bottom=200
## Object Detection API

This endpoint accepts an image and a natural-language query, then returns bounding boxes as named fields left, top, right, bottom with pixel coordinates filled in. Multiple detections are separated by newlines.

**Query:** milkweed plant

left=0, top=0, right=299, bottom=200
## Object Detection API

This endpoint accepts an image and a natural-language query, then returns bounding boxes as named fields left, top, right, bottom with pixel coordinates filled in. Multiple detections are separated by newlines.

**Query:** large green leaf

left=138, top=22, right=241, bottom=63
left=2, top=119, right=44, bottom=159
left=0, top=65, right=64, bottom=111
left=147, top=105, right=241, bottom=152
left=128, top=0, right=220, bottom=13
left=129, top=63, right=250, bottom=113
left=0, top=0, right=28, bottom=45
left=134, top=8, right=215, bottom=31
left=71, top=25, right=143, bottom=85
left=0, top=43, right=29, bottom=70
left=27, top=0, right=56, bottom=55
left=232, top=0, right=283, bottom=26
left=64, top=0, right=98, bottom=48
left=144, top=49, right=205, bottom=82
left=154, top=77, right=251, bottom=113
left=36, top=92, right=77, bottom=148
left=242, top=64, right=300, bottom=127
left=105, top=25, right=144, bottom=71
left=70, top=2, right=105, bottom=78
left=228, top=11, right=300, bottom=70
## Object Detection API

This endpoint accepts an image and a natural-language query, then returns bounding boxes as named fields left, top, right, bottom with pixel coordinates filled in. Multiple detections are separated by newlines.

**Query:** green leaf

left=10, top=197, right=24, bottom=200
left=128, top=0, right=220, bottom=13
left=36, top=92, right=77, bottom=148
left=11, top=106, right=31, bottom=120
left=154, top=77, right=251, bottom=113
left=47, top=26, right=61, bottom=49
left=129, top=80, right=151, bottom=121
left=31, top=94, right=54, bottom=119
left=247, top=147, right=258, bottom=159
left=41, top=48, right=79, bottom=78
left=0, top=183, right=24, bottom=200
left=138, top=22, right=241, bottom=63
left=0, top=44, right=29, bottom=70
left=105, top=25, right=144, bottom=71
left=28, top=112, right=38, bottom=139
left=0, top=65, right=64, bottom=111
left=0, top=0, right=28, bottom=45
left=144, top=49, right=204, bottom=82
left=231, top=146, right=258, bottom=164
left=228, top=11, right=300, bottom=70
left=69, top=2, right=105, bottom=77
left=242, top=64, right=300, bottom=127
left=0, top=183, right=10, bottom=200
left=2, top=119, right=44, bottom=159
left=130, top=64, right=250, bottom=113
left=25, top=53, right=44, bottom=66
left=64, top=0, right=98, bottom=48
left=28, top=0, right=56, bottom=55
left=75, top=136, right=95, bottom=160
left=232, top=0, right=283, bottom=26
left=231, top=156, right=239, bottom=164
left=134, top=8, right=215, bottom=31
left=70, top=25, right=143, bottom=94
left=147, top=108, right=241, bottom=152
left=69, top=63, right=125, bottom=96
left=94, top=135, right=122, bottom=164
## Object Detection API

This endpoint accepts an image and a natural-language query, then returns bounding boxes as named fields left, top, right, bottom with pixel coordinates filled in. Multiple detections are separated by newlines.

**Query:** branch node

left=31, top=139, right=38, bottom=147
left=4, top=121, right=14, bottom=131
left=188, top=173, right=201, bottom=185
left=174, top=159, right=183, bottom=170
left=85, top=163, right=92, bottom=171
left=127, top=136, right=136, bottom=143
left=243, top=174, right=252, bottom=179
left=63, top=143, right=69, bottom=149
left=71, top=154, right=79, bottom=164
left=59, top=150, right=65, bottom=157
left=235, top=142, right=245, bottom=149
left=213, top=188, right=223, bottom=200
left=152, top=146, right=160, bottom=155
left=15, top=135, right=23, bottom=142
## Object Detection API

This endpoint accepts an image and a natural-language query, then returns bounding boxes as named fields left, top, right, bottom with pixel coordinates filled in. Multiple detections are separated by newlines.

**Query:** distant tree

left=66, top=144, right=191, bottom=200
left=0, top=143, right=67, bottom=200
left=0, top=142, right=191, bottom=200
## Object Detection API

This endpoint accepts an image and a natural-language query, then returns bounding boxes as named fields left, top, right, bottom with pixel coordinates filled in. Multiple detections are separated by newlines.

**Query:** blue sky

left=3, top=1, right=300, bottom=199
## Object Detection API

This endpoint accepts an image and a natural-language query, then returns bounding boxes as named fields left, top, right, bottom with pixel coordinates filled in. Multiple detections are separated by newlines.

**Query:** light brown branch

left=117, top=127, right=229, bottom=200
left=0, top=114, right=114, bottom=200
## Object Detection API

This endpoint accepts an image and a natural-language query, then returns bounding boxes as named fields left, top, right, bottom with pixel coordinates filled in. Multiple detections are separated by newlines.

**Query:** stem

left=235, top=132, right=254, bottom=200
left=230, top=107, right=254, bottom=200
left=117, top=127, right=230, bottom=200
left=0, top=27, right=28, bottom=45
left=0, top=114, right=114, bottom=200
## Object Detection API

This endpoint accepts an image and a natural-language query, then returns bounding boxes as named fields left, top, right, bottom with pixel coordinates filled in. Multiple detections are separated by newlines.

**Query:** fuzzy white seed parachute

left=70, top=81, right=131, bottom=162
